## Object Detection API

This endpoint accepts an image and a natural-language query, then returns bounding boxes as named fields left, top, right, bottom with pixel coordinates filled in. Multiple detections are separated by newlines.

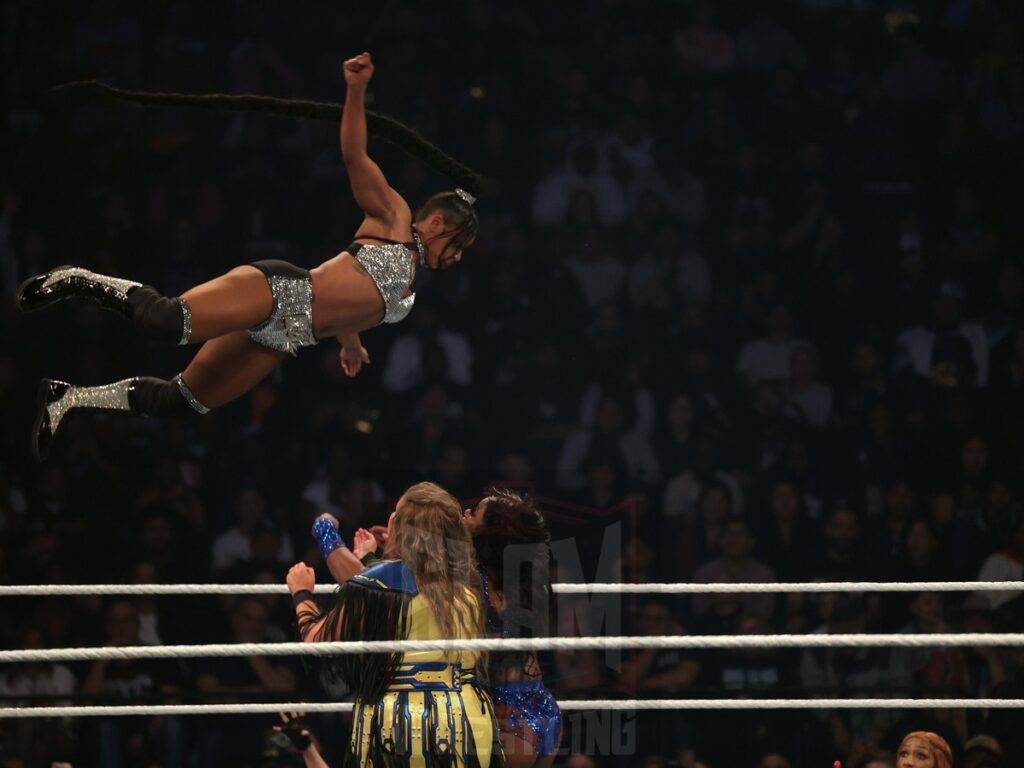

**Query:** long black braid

left=49, top=80, right=483, bottom=197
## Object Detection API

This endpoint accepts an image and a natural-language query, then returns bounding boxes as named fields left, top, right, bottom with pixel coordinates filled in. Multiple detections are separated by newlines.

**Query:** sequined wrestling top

left=346, top=232, right=424, bottom=325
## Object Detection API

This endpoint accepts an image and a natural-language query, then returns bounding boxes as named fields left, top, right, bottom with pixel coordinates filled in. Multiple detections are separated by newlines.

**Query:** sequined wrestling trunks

left=247, top=260, right=317, bottom=355
left=492, top=679, right=562, bottom=757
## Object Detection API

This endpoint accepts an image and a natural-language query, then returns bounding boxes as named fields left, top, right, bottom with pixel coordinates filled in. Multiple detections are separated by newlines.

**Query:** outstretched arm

left=341, top=53, right=398, bottom=221
left=312, top=514, right=365, bottom=582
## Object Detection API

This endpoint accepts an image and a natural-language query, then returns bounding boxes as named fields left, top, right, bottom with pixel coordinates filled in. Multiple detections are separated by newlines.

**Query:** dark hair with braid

left=416, top=191, right=479, bottom=255
left=50, top=80, right=483, bottom=197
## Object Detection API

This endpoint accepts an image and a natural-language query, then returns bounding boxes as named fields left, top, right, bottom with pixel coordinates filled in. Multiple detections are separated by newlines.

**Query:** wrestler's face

left=898, top=737, right=936, bottom=768
left=463, top=499, right=487, bottom=534
left=418, top=213, right=474, bottom=270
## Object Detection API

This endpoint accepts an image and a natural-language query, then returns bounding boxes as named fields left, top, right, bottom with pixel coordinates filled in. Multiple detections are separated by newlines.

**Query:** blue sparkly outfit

left=478, top=565, right=562, bottom=757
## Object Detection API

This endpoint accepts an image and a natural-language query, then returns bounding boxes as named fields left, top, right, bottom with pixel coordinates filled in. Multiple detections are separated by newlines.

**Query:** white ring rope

left=3, top=633, right=1023, bottom=664
left=0, top=581, right=1021, bottom=597
left=1, top=699, right=1022, bottom=719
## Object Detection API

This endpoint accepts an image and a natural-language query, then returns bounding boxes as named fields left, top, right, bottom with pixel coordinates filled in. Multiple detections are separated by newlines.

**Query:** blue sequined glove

left=312, top=517, right=346, bottom=560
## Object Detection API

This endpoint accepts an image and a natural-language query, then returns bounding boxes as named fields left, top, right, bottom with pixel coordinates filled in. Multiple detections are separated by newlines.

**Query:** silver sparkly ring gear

left=411, top=230, right=426, bottom=267
left=173, top=374, right=211, bottom=415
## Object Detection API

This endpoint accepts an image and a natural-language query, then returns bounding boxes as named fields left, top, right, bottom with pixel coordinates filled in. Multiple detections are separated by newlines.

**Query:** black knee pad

left=127, top=286, right=186, bottom=344
left=129, top=377, right=205, bottom=420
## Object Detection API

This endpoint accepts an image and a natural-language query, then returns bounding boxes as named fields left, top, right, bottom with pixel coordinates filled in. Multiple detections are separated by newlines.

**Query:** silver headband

left=454, top=188, right=476, bottom=206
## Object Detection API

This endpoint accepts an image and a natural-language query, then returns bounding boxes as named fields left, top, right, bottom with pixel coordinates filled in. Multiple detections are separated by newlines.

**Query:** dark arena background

left=2, top=1, right=1024, bottom=767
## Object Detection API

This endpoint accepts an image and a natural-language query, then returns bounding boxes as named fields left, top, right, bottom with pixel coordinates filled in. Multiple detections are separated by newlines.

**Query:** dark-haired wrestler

left=19, top=52, right=478, bottom=459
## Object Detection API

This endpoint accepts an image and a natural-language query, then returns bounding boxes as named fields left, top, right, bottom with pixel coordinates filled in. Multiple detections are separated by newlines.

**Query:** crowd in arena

left=1, top=1, right=1022, bottom=766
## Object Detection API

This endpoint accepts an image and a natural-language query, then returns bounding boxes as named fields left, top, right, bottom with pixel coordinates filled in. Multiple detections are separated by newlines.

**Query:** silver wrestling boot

left=31, top=374, right=208, bottom=460
left=32, top=377, right=138, bottom=461
left=17, top=265, right=142, bottom=318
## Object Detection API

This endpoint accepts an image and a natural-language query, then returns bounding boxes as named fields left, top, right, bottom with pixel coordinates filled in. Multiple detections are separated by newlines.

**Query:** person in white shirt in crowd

left=627, top=146, right=707, bottom=230
left=783, top=343, right=834, bottom=428
left=627, top=223, right=677, bottom=314
left=603, top=112, right=655, bottom=178
left=556, top=391, right=660, bottom=492
left=894, top=281, right=989, bottom=387
left=211, top=488, right=294, bottom=574
left=381, top=303, right=473, bottom=394
left=627, top=224, right=711, bottom=314
left=973, top=516, right=1024, bottom=610
left=0, top=625, right=75, bottom=703
left=531, top=140, right=627, bottom=228
left=564, top=231, right=626, bottom=308
left=661, top=434, right=744, bottom=521
left=736, top=304, right=815, bottom=387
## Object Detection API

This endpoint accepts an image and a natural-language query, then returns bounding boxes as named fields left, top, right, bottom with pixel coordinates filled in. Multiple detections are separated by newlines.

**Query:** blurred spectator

left=758, top=479, right=817, bottom=582
left=973, top=516, right=1024, bottom=610
left=800, top=594, right=894, bottom=750
left=626, top=150, right=707, bottom=229
left=211, top=488, right=294, bottom=575
left=662, top=437, right=743, bottom=521
left=621, top=599, right=700, bottom=763
left=758, top=754, right=794, bottom=768
left=673, top=0, right=736, bottom=72
left=963, top=733, right=1006, bottom=768
left=783, top=344, right=834, bottom=428
left=0, top=626, right=76, bottom=766
left=80, top=600, right=187, bottom=767
left=531, top=141, right=626, bottom=228
left=556, top=392, right=660, bottom=492
left=894, top=282, right=989, bottom=388
left=578, top=360, right=657, bottom=438
left=812, top=505, right=871, bottom=581
left=621, top=599, right=701, bottom=696
left=381, top=304, right=473, bottom=394
left=889, top=592, right=968, bottom=697
left=856, top=749, right=896, bottom=768
left=736, top=13, right=806, bottom=72
left=564, top=234, right=627, bottom=309
left=880, top=27, right=954, bottom=108
left=693, top=519, right=777, bottom=621
left=195, top=597, right=297, bottom=765
left=737, top=305, right=815, bottom=387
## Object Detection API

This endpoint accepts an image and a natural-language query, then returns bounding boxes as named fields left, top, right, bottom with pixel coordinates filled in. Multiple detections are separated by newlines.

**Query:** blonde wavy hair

left=385, top=482, right=483, bottom=641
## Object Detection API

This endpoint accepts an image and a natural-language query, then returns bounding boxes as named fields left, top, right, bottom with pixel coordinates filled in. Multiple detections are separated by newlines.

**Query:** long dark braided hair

left=50, top=80, right=483, bottom=198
